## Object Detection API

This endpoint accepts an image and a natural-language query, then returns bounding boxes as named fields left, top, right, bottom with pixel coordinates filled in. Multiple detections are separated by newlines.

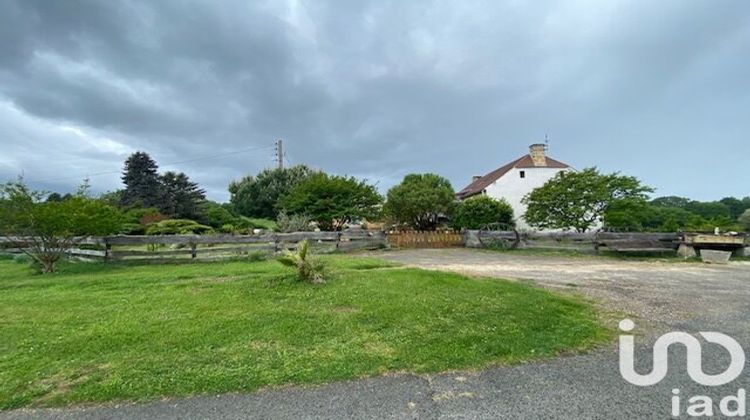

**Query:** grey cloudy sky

left=1, top=0, right=748, bottom=202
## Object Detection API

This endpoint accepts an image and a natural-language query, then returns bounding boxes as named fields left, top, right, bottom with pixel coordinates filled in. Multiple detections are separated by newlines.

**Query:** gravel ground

left=3, top=249, right=749, bottom=420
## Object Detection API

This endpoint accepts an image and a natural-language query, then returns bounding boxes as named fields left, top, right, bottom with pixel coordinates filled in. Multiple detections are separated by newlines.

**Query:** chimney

left=529, top=143, right=547, bottom=166
left=472, top=175, right=482, bottom=182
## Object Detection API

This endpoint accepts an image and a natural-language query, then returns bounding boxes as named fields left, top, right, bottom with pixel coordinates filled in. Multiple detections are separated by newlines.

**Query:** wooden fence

left=0, top=230, right=387, bottom=263
left=386, top=230, right=465, bottom=249
left=5, top=231, right=737, bottom=262
left=468, top=231, right=682, bottom=253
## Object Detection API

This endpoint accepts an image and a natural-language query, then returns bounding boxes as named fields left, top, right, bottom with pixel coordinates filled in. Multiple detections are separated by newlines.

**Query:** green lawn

left=0, top=255, right=609, bottom=409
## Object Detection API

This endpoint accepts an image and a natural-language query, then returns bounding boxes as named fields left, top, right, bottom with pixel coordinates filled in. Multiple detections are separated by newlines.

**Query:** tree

left=719, top=197, right=748, bottom=220
left=650, top=196, right=690, bottom=208
left=120, top=152, right=164, bottom=209
left=161, top=171, right=206, bottom=219
left=229, top=165, right=316, bottom=219
left=46, top=192, right=63, bottom=202
left=383, top=174, right=455, bottom=231
left=281, top=173, right=382, bottom=231
left=522, top=168, right=653, bottom=233
left=739, top=209, right=750, bottom=232
left=453, top=195, right=514, bottom=230
left=684, top=200, right=731, bottom=220
left=0, top=180, right=123, bottom=273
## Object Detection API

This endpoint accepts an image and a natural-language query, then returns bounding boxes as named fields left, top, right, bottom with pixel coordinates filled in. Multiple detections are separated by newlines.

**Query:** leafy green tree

left=0, top=180, right=123, bottom=273
left=523, top=168, right=653, bottom=233
left=281, top=173, right=382, bottom=231
left=161, top=171, right=206, bottom=219
left=739, top=209, right=750, bottom=232
left=603, top=199, right=651, bottom=232
left=650, top=196, right=690, bottom=208
left=719, top=197, right=748, bottom=220
left=229, top=165, right=316, bottom=219
left=684, top=201, right=731, bottom=220
left=605, top=201, right=701, bottom=232
left=383, top=174, right=456, bottom=231
left=120, top=152, right=164, bottom=209
left=46, top=192, right=63, bottom=202
left=453, top=195, right=514, bottom=230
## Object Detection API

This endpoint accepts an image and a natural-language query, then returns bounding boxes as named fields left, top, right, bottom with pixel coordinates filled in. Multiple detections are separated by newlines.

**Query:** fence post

left=104, top=237, right=112, bottom=263
left=190, top=242, right=197, bottom=259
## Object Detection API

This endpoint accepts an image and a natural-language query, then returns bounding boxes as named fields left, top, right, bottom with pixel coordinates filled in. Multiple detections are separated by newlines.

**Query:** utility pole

left=275, top=139, right=284, bottom=170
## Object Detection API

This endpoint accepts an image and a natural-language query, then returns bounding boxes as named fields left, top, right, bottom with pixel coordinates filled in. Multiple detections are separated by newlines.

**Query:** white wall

left=483, top=167, right=569, bottom=231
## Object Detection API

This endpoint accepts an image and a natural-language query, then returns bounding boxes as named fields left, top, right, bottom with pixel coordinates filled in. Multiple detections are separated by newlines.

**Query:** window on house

left=520, top=171, right=526, bottom=179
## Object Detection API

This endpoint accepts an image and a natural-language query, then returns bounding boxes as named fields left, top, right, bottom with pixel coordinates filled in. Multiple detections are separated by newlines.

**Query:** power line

left=27, top=144, right=276, bottom=185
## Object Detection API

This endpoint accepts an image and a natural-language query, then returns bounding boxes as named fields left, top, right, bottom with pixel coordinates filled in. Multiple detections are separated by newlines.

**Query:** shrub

left=123, top=207, right=162, bottom=224
left=277, top=240, right=327, bottom=284
left=145, top=219, right=214, bottom=235
left=120, top=223, right=146, bottom=235
left=139, top=212, right=169, bottom=226
left=199, top=201, right=238, bottom=227
left=276, top=212, right=313, bottom=233
left=453, top=196, right=514, bottom=230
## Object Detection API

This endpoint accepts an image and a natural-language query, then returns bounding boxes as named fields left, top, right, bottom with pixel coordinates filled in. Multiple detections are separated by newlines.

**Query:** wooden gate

left=386, top=230, right=465, bottom=249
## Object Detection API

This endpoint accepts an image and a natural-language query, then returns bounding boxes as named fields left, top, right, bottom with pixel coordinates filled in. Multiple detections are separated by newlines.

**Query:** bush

left=120, top=223, right=146, bottom=235
left=276, top=212, right=313, bottom=233
left=453, top=196, right=514, bottom=230
left=123, top=207, right=162, bottom=223
left=145, top=219, right=214, bottom=235
left=277, top=240, right=327, bottom=283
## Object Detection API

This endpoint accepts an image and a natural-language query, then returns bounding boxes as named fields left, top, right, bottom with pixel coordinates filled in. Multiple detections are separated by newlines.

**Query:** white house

left=456, top=144, right=573, bottom=230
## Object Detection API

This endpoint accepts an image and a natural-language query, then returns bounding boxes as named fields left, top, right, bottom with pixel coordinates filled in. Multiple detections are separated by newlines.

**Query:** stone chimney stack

left=472, top=175, right=482, bottom=182
left=529, top=143, right=547, bottom=166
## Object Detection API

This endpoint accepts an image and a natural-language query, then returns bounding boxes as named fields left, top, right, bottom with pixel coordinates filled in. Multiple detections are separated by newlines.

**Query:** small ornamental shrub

left=277, top=240, right=327, bottom=284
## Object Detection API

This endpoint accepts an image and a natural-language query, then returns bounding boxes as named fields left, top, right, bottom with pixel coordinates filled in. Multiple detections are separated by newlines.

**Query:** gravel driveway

left=3, top=249, right=749, bottom=419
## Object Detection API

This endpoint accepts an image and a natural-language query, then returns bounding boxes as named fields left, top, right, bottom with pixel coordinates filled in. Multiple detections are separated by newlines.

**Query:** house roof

left=456, top=154, right=570, bottom=199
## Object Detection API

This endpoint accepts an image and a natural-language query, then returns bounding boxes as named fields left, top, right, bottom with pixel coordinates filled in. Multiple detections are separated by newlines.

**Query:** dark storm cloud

left=1, top=0, right=748, bottom=200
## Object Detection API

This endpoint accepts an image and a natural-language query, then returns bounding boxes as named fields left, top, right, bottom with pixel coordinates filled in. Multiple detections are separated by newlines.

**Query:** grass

left=0, top=256, right=609, bottom=409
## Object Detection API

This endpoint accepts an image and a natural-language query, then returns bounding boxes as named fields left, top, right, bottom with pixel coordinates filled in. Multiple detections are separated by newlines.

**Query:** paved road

left=3, top=250, right=749, bottom=419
